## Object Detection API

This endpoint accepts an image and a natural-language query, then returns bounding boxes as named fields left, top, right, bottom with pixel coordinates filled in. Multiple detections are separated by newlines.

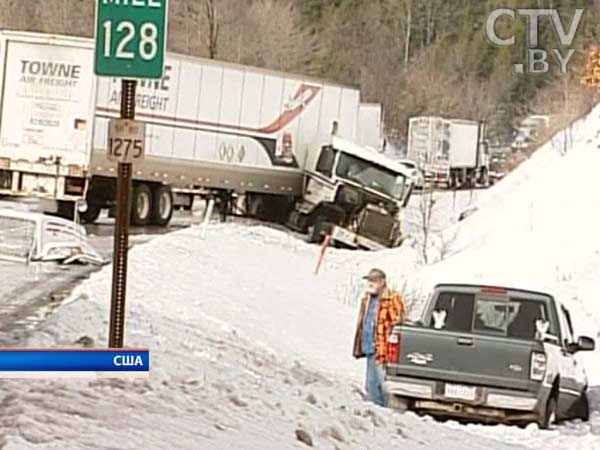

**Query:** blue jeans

left=365, top=354, right=388, bottom=407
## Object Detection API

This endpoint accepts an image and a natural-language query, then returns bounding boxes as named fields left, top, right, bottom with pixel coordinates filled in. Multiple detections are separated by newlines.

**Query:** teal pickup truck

left=384, top=283, right=595, bottom=429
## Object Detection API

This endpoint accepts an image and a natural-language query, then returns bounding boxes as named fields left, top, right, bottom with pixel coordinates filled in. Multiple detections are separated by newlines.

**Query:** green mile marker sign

left=94, top=0, right=169, bottom=79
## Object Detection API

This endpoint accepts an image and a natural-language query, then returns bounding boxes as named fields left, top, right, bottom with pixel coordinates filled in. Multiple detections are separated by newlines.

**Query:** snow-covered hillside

left=2, top=106, right=600, bottom=449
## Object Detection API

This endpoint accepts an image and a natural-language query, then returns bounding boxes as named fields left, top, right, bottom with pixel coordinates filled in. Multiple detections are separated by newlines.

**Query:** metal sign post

left=95, top=0, right=168, bottom=348
left=108, top=80, right=136, bottom=348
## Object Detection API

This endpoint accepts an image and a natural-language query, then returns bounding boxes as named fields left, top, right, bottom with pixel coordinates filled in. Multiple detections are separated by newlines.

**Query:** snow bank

left=0, top=224, right=531, bottom=450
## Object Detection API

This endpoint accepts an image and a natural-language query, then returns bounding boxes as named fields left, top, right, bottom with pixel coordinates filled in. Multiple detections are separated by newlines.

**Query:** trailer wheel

left=151, top=185, right=173, bottom=227
left=247, top=194, right=266, bottom=219
left=479, top=168, right=490, bottom=187
left=131, top=183, right=153, bottom=226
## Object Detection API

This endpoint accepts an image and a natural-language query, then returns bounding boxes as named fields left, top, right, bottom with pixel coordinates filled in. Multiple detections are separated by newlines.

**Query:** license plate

left=444, top=383, right=476, bottom=401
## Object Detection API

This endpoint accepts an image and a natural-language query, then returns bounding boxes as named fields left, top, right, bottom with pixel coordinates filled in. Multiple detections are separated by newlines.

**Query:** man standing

left=352, top=268, right=406, bottom=406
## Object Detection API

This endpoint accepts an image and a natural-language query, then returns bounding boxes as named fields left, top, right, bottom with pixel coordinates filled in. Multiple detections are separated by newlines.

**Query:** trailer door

left=0, top=39, right=95, bottom=168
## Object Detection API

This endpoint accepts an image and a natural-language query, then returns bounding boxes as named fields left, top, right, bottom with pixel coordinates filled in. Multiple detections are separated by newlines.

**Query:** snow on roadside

left=0, top=225, right=530, bottom=450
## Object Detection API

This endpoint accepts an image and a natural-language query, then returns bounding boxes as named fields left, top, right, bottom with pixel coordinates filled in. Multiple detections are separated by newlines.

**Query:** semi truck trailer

left=0, top=32, right=95, bottom=218
left=0, top=30, right=412, bottom=249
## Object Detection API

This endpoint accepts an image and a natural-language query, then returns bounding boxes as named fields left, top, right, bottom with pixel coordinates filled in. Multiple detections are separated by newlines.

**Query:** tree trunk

left=404, top=0, right=412, bottom=67
left=205, top=0, right=219, bottom=59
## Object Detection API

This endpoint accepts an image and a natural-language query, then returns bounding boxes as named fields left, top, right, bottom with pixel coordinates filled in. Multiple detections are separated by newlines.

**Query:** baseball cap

left=362, top=268, right=386, bottom=281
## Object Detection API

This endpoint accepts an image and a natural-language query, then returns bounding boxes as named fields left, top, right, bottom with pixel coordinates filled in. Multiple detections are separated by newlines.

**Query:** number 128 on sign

left=94, top=0, right=169, bottom=78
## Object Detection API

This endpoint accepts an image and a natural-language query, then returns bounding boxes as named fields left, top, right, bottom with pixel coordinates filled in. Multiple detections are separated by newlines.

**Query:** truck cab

left=288, top=136, right=413, bottom=250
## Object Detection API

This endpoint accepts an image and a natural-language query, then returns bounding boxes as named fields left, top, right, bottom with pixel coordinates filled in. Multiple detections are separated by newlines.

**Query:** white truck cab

left=288, top=136, right=413, bottom=250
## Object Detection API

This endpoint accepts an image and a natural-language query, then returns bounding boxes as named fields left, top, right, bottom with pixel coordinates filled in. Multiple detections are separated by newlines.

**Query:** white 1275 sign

left=107, top=119, right=146, bottom=163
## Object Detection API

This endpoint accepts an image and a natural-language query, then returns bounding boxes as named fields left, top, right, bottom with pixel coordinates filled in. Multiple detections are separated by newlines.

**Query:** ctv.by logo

left=485, top=9, right=584, bottom=74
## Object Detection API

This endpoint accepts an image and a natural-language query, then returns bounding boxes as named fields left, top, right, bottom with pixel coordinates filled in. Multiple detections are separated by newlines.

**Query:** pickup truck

left=384, top=283, right=595, bottom=429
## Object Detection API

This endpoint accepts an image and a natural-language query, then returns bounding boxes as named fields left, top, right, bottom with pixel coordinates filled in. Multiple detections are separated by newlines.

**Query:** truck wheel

left=480, top=168, right=490, bottom=187
left=538, top=395, right=558, bottom=430
left=247, top=194, right=266, bottom=219
left=80, top=203, right=101, bottom=224
left=573, top=392, right=590, bottom=422
left=151, top=185, right=173, bottom=227
left=287, top=210, right=309, bottom=233
left=131, top=184, right=153, bottom=226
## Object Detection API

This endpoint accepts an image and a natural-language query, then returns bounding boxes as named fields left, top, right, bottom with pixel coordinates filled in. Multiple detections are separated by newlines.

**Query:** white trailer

left=407, top=116, right=489, bottom=189
left=0, top=31, right=96, bottom=217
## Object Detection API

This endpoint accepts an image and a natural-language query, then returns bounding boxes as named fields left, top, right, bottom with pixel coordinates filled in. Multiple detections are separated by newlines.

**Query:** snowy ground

left=2, top=107, right=600, bottom=448
left=0, top=225, right=543, bottom=450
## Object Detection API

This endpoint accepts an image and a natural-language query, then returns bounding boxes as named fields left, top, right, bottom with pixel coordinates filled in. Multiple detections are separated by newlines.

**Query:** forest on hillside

left=2, top=0, right=600, bottom=147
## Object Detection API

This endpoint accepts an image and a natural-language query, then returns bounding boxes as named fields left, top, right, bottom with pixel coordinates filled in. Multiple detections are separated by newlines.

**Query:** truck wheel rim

left=159, top=192, right=172, bottom=219
left=137, top=192, right=150, bottom=219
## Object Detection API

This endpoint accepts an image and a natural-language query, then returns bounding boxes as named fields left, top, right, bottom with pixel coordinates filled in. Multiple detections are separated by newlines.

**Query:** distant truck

left=511, top=115, right=551, bottom=152
left=0, top=31, right=411, bottom=249
left=384, top=282, right=594, bottom=428
left=407, top=117, right=490, bottom=189
left=489, top=151, right=512, bottom=185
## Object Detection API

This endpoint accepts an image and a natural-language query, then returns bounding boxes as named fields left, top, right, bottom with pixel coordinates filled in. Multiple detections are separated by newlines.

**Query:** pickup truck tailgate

left=388, top=326, right=541, bottom=390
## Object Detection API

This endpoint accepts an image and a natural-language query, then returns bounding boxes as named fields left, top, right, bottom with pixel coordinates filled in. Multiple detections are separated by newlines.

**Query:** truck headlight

left=530, top=352, right=547, bottom=381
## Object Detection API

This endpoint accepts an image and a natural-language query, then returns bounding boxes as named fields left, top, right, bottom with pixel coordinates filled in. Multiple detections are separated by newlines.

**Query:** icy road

left=1, top=108, right=600, bottom=448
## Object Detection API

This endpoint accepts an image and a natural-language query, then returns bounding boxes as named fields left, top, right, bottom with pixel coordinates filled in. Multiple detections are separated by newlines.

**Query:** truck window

left=316, top=146, right=335, bottom=177
left=430, top=292, right=475, bottom=332
left=335, top=152, right=406, bottom=200
left=474, top=298, right=554, bottom=339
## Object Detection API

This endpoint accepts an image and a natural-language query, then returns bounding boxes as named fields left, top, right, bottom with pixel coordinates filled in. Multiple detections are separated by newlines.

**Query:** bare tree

left=205, top=0, right=219, bottom=59
left=414, top=190, right=436, bottom=264
left=229, top=0, right=318, bottom=73
left=531, top=72, right=595, bottom=156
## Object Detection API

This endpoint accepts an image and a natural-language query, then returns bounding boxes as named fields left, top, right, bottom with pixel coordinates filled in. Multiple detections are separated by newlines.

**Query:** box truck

left=0, top=31, right=412, bottom=249
left=407, top=116, right=489, bottom=189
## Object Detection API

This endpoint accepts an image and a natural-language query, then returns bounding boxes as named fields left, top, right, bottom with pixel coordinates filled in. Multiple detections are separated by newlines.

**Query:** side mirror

left=576, top=336, right=595, bottom=352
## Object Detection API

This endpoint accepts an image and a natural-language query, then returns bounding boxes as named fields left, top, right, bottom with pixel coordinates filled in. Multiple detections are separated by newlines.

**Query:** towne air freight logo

left=19, top=59, right=83, bottom=88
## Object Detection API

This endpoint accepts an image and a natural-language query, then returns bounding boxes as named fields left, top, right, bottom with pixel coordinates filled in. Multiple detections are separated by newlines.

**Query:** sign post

left=94, top=0, right=168, bottom=348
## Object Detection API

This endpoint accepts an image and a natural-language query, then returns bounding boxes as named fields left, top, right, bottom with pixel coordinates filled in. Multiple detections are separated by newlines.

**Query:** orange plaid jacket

left=353, top=288, right=406, bottom=364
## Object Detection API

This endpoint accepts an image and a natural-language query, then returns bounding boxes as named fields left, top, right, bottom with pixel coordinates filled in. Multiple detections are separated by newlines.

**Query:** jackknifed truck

left=0, top=30, right=413, bottom=250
